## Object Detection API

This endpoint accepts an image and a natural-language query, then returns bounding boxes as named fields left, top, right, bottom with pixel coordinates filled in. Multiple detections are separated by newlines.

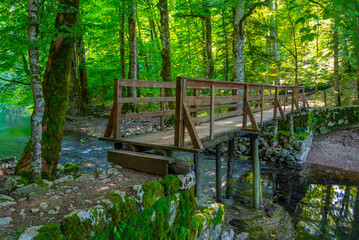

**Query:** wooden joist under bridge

left=99, top=76, right=309, bottom=208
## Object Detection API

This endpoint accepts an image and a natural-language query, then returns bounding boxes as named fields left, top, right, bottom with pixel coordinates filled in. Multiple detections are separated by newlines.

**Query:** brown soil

left=306, top=127, right=359, bottom=172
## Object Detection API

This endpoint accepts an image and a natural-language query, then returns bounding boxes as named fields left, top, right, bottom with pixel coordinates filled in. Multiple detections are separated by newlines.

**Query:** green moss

left=212, top=204, right=225, bottom=226
left=105, top=193, right=137, bottom=225
left=61, top=213, right=92, bottom=240
left=63, top=163, right=80, bottom=174
left=34, top=223, right=64, bottom=240
left=162, top=175, right=180, bottom=196
left=41, top=172, right=51, bottom=181
left=193, top=214, right=205, bottom=236
left=36, top=179, right=49, bottom=189
left=74, top=173, right=82, bottom=179
left=142, top=181, right=164, bottom=209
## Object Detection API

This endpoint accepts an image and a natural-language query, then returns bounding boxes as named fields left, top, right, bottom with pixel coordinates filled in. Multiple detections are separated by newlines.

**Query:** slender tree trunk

left=16, top=0, right=80, bottom=179
left=233, top=0, right=245, bottom=83
left=77, top=36, right=89, bottom=110
left=69, top=41, right=81, bottom=115
left=128, top=0, right=137, bottom=97
left=27, top=0, right=45, bottom=182
left=356, top=5, right=359, bottom=100
left=203, top=0, right=214, bottom=79
left=222, top=6, right=229, bottom=81
left=120, top=2, right=126, bottom=79
left=271, top=0, right=279, bottom=85
left=350, top=186, right=359, bottom=238
left=333, top=20, right=341, bottom=106
left=158, top=0, right=174, bottom=109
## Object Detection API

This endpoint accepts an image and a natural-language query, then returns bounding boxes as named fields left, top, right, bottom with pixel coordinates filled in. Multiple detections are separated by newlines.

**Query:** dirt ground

left=306, top=127, right=359, bottom=172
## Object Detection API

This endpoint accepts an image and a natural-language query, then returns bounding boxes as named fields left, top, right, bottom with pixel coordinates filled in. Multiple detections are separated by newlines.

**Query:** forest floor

left=306, top=125, right=359, bottom=172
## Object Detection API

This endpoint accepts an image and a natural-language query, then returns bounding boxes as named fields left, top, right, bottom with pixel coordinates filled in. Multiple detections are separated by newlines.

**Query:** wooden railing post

left=260, top=86, right=264, bottom=125
left=160, top=88, right=165, bottom=131
left=174, top=77, right=187, bottom=147
left=192, top=89, right=198, bottom=118
left=284, top=87, right=288, bottom=114
left=243, top=84, right=248, bottom=129
left=210, top=85, right=215, bottom=140
left=113, top=79, right=122, bottom=139
left=274, top=86, right=279, bottom=119
left=291, top=89, right=294, bottom=114
left=302, top=87, right=306, bottom=109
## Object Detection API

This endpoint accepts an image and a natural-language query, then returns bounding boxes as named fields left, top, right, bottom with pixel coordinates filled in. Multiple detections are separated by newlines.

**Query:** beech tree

left=16, top=0, right=81, bottom=179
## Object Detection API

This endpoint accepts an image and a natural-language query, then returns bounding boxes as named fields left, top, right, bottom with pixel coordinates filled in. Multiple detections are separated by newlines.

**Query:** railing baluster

left=192, top=88, right=198, bottom=118
left=284, top=87, right=287, bottom=114
left=160, top=87, right=165, bottom=131
left=174, top=76, right=187, bottom=147
left=243, top=84, right=248, bottom=129
left=113, top=79, right=122, bottom=139
left=260, top=86, right=264, bottom=125
left=291, top=89, right=294, bottom=113
left=210, top=85, right=215, bottom=140
left=274, top=86, right=279, bottom=119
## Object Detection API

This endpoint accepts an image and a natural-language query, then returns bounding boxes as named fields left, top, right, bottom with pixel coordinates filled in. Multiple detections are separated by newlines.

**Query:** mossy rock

left=104, top=192, right=138, bottom=225
left=162, top=175, right=180, bottom=196
left=34, top=223, right=64, bottom=240
left=141, top=181, right=164, bottom=209
left=63, top=163, right=80, bottom=175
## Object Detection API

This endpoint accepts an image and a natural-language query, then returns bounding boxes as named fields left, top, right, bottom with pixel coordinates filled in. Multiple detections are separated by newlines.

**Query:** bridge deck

left=113, top=107, right=278, bottom=150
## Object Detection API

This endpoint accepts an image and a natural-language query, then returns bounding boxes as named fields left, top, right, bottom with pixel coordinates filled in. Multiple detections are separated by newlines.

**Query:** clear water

left=1, top=113, right=359, bottom=239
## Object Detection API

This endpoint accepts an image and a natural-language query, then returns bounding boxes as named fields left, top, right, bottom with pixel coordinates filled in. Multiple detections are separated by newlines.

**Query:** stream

left=1, top=113, right=359, bottom=239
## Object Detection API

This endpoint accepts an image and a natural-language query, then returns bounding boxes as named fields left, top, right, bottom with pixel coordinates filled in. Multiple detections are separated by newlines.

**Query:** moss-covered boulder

left=131, top=181, right=164, bottom=210
left=63, top=163, right=80, bottom=175
left=161, top=175, right=180, bottom=196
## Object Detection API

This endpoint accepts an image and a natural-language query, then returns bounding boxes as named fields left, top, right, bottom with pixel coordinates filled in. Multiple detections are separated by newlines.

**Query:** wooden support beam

left=174, top=77, right=186, bottom=147
left=160, top=88, right=165, bottom=131
left=194, top=152, right=201, bottom=199
left=245, top=100, right=259, bottom=130
left=260, top=86, right=264, bottom=125
left=183, top=106, right=203, bottom=149
left=226, top=139, right=234, bottom=199
left=104, top=105, right=115, bottom=137
left=284, top=87, right=288, bottom=114
left=113, top=80, right=122, bottom=139
left=276, top=98, right=287, bottom=121
left=192, top=88, right=198, bottom=118
left=243, top=84, right=248, bottom=129
left=210, top=85, right=215, bottom=140
left=251, top=138, right=260, bottom=209
left=215, top=144, right=222, bottom=203
left=273, top=87, right=278, bottom=119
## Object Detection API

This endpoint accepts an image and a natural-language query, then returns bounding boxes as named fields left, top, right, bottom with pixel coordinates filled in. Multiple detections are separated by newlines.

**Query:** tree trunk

left=69, top=41, right=81, bottom=115
left=27, top=0, right=45, bottom=182
left=222, top=6, right=229, bottom=81
left=16, top=0, right=80, bottom=179
left=203, top=0, right=214, bottom=79
left=233, top=0, right=245, bottom=83
left=333, top=20, right=341, bottom=106
left=128, top=0, right=137, bottom=98
left=271, top=0, right=279, bottom=85
left=356, top=5, right=359, bottom=100
left=159, top=0, right=174, bottom=109
left=120, top=1, right=126, bottom=79
left=77, top=36, right=89, bottom=110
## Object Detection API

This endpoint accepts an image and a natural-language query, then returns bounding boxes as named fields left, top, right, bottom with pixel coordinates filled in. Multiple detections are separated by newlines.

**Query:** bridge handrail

left=174, top=76, right=309, bottom=148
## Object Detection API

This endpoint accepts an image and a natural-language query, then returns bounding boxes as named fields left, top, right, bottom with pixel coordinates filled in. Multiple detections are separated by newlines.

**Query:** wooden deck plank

left=118, top=107, right=278, bottom=149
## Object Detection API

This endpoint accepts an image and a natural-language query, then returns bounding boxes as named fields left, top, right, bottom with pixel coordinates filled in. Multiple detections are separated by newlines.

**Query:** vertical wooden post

left=260, top=86, right=264, bottom=125
left=160, top=88, right=165, bottom=131
left=284, top=87, right=288, bottom=114
left=226, top=139, right=234, bottom=199
left=251, top=137, right=260, bottom=209
left=194, top=151, right=201, bottom=199
left=215, top=143, right=222, bottom=203
left=113, top=79, right=122, bottom=139
left=175, top=77, right=187, bottom=147
left=302, top=88, right=306, bottom=109
left=291, top=89, right=294, bottom=114
left=273, top=86, right=279, bottom=119
left=218, top=89, right=222, bottom=113
left=210, top=85, right=215, bottom=140
left=243, top=84, right=248, bottom=129
left=192, top=88, right=198, bottom=118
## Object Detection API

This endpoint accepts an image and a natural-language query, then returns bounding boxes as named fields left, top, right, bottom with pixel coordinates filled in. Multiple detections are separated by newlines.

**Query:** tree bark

left=233, top=0, right=245, bottom=83
left=222, top=6, right=229, bottom=81
left=128, top=0, right=137, bottom=98
left=69, top=41, right=81, bottom=115
left=356, top=5, right=359, bottom=100
left=333, top=20, right=341, bottom=106
left=120, top=1, right=126, bottom=79
left=158, top=0, right=174, bottom=109
left=203, top=0, right=214, bottom=79
left=27, top=0, right=45, bottom=182
left=16, top=0, right=80, bottom=179
left=77, top=36, right=89, bottom=110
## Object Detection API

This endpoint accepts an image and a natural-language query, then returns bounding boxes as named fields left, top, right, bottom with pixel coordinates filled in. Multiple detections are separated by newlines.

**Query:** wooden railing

left=174, top=77, right=309, bottom=149
left=105, top=79, right=176, bottom=139
left=105, top=77, right=309, bottom=149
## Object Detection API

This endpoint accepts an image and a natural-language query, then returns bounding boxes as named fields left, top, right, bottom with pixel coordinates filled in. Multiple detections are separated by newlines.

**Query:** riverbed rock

left=235, top=232, right=249, bottom=240
left=18, top=225, right=42, bottom=240
left=0, top=217, right=13, bottom=227
left=4, top=176, right=25, bottom=192
left=11, top=183, right=47, bottom=197
left=51, top=176, right=74, bottom=189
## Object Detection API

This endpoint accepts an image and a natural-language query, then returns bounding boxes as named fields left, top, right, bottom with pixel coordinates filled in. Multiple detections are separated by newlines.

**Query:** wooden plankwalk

left=100, top=76, right=309, bottom=207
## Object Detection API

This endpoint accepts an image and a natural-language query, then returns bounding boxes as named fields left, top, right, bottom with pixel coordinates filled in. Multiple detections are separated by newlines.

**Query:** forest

left=1, top=0, right=359, bottom=239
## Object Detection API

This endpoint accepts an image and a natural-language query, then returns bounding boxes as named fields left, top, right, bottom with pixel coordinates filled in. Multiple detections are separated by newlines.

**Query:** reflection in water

left=200, top=154, right=359, bottom=240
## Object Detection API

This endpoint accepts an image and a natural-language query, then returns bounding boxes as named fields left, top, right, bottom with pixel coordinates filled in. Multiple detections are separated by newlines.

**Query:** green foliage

left=34, top=224, right=64, bottom=240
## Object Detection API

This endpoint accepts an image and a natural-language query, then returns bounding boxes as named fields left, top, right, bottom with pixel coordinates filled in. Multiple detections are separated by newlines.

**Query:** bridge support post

left=215, top=144, right=222, bottom=203
left=251, top=137, right=261, bottom=209
left=226, top=139, right=234, bottom=199
left=194, top=152, right=201, bottom=199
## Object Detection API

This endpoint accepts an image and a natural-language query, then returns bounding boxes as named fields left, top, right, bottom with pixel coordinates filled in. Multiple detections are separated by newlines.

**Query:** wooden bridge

left=100, top=76, right=309, bottom=208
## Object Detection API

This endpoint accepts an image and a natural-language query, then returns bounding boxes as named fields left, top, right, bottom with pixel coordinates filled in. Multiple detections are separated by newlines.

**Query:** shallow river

left=1, top=113, right=359, bottom=239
